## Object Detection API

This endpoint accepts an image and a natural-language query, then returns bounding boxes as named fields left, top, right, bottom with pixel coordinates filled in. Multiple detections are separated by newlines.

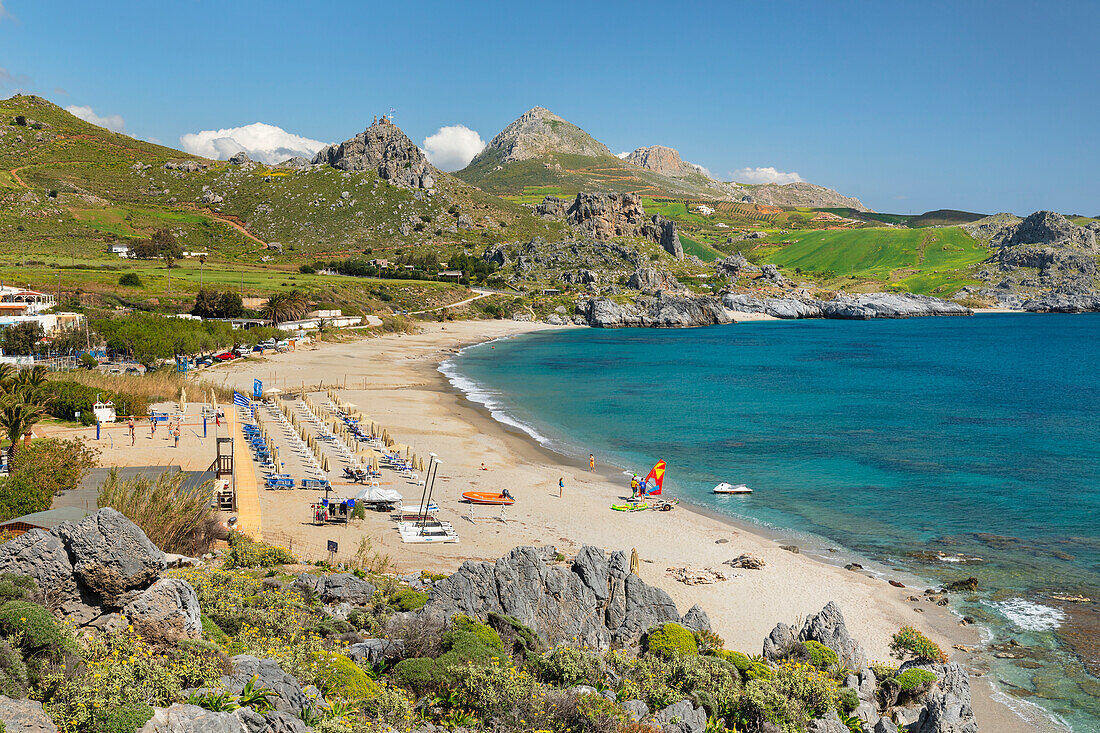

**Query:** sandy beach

left=179, top=319, right=1055, bottom=732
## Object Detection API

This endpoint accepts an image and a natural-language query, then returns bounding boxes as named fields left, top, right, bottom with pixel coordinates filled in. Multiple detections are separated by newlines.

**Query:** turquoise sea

left=442, top=314, right=1100, bottom=731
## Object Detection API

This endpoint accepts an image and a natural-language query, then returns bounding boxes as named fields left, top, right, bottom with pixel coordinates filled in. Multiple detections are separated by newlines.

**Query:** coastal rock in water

left=1021, top=292, right=1100, bottom=313
left=0, top=696, right=58, bottom=733
left=222, top=656, right=316, bottom=715
left=425, top=545, right=688, bottom=649
left=654, top=699, right=706, bottom=733
left=292, top=573, right=375, bottom=605
left=313, top=117, right=435, bottom=190
left=576, top=294, right=732, bottom=328
left=54, top=508, right=166, bottom=605
left=122, top=577, right=202, bottom=642
left=819, top=293, right=971, bottom=319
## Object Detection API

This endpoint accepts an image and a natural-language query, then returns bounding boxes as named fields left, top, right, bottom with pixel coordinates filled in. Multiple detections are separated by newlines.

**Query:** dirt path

left=409, top=289, right=490, bottom=314
left=9, top=167, right=29, bottom=188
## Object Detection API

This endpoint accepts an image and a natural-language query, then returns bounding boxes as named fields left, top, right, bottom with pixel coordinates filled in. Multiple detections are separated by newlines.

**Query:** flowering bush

left=895, top=668, right=937, bottom=692
left=740, top=661, right=839, bottom=732
left=224, top=532, right=296, bottom=568
left=644, top=622, right=698, bottom=659
left=889, top=626, right=947, bottom=664
left=43, top=625, right=225, bottom=733
left=801, top=640, right=839, bottom=670
left=535, top=645, right=604, bottom=687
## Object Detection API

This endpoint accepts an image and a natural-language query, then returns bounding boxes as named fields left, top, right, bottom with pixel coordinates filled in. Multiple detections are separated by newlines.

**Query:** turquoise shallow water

left=443, top=314, right=1100, bottom=731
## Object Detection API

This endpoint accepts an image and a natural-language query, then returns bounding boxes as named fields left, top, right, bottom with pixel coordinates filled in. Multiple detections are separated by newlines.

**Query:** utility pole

left=199, top=254, right=207, bottom=290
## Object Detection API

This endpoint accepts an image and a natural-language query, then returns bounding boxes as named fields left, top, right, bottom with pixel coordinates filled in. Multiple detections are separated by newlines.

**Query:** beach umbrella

left=178, top=387, right=187, bottom=414
left=630, top=548, right=640, bottom=575
left=272, top=447, right=279, bottom=465
left=322, top=455, right=330, bottom=472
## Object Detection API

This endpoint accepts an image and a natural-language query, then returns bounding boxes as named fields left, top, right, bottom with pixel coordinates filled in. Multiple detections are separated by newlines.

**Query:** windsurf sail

left=642, top=460, right=666, bottom=496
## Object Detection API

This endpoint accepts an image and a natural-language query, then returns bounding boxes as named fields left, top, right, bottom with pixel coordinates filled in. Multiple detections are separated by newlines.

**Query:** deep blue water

left=444, top=314, right=1100, bottom=730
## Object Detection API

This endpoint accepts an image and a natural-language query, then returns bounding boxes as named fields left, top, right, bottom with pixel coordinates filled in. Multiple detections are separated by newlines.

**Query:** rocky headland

left=312, top=116, right=435, bottom=190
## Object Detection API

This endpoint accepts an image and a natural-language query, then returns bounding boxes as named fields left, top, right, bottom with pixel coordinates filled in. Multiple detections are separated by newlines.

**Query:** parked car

left=214, top=352, right=235, bottom=361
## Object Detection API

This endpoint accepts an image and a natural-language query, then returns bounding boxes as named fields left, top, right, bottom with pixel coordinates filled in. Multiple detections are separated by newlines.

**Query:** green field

left=753, top=226, right=990, bottom=295
left=677, top=233, right=722, bottom=262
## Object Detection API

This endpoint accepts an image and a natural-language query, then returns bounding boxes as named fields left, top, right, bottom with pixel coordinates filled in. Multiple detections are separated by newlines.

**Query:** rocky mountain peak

left=623, top=145, right=709, bottom=179
left=1001, top=210, right=1096, bottom=250
left=475, top=106, right=612, bottom=165
left=312, top=116, right=435, bottom=190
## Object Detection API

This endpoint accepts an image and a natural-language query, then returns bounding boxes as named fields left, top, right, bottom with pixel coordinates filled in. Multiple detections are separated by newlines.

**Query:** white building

left=108, top=244, right=131, bottom=257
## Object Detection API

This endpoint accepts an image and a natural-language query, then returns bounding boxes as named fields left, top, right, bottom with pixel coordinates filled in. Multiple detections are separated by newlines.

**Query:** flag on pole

left=233, top=391, right=254, bottom=420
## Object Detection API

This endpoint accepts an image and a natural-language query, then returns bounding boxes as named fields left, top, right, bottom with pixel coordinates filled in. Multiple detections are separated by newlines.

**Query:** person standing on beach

left=150, top=418, right=156, bottom=439
left=173, top=425, right=180, bottom=448
left=559, top=476, right=564, bottom=498
left=128, top=416, right=135, bottom=446
left=589, top=454, right=595, bottom=471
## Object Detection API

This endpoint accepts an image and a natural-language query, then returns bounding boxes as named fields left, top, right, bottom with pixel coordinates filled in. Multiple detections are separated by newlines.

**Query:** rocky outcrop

left=628, top=267, right=685, bottom=293
left=624, top=146, right=707, bottom=179
left=278, top=156, right=311, bottom=169
left=715, top=253, right=760, bottom=279
left=313, top=117, right=434, bottom=190
left=738, top=182, right=870, bottom=212
left=0, top=509, right=197, bottom=640
left=138, top=704, right=309, bottom=733
left=483, top=237, right=644, bottom=284
left=424, top=545, right=692, bottom=649
left=1020, top=292, right=1100, bottom=312
left=759, top=263, right=790, bottom=287
left=536, top=195, right=570, bottom=218
left=221, top=656, right=316, bottom=716
left=0, top=696, right=58, bottom=732
left=227, top=151, right=251, bottom=166
left=998, top=210, right=1097, bottom=250
left=654, top=699, right=706, bottom=733
left=292, top=573, right=375, bottom=605
left=907, top=662, right=978, bottom=733
left=346, top=638, right=406, bottom=666
left=565, top=193, right=647, bottom=239
left=763, top=602, right=867, bottom=670
left=122, top=577, right=202, bottom=643
left=54, top=508, right=166, bottom=605
left=721, top=293, right=971, bottom=320
left=641, top=215, right=683, bottom=259
left=468, top=106, right=612, bottom=166
left=576, top=294, right=732, bottom=328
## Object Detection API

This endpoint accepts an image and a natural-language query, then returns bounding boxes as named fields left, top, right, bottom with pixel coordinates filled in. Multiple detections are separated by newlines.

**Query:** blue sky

left=1, top=0, right=1097, bottom=214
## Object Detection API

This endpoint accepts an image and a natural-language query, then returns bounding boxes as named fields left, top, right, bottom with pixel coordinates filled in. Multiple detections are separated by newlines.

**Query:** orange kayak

left=462, top=491, right=515, bottom=505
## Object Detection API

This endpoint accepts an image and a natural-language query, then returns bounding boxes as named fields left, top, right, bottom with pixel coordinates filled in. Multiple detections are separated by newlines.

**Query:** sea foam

left=991, top=598, right=1066, bottom=632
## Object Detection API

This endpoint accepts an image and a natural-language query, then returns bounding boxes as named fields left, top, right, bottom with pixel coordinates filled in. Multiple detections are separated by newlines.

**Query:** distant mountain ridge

left=457, top=106, right=870, bottom=210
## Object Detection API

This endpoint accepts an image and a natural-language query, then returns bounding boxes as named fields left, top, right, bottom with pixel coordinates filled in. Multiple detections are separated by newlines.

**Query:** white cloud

left=66, top=105, right=126, bottom=133
left=616, top=151, right=630, bottom=159
left=422, top=125, right=485, bottom=171
left=730, top=166, right=804, bottom=185
left=179, top=122, right=327, bottom=165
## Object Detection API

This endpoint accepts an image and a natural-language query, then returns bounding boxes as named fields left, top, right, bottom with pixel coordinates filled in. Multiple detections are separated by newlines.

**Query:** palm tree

left=0, top=363, right=15, bottom=392
left=0, top=397, right=46, bottom=464
left=12, top=365, right=48, bottom=405
left=260, top=289, right=310, bottom=326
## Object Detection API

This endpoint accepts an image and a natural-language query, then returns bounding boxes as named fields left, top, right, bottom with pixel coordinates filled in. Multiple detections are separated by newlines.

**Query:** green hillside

left=750, top=227, right=990, bottom=295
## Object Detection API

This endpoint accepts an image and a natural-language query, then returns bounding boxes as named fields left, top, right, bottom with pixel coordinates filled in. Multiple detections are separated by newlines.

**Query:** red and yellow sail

left=643, top=460, right=666, bottom=495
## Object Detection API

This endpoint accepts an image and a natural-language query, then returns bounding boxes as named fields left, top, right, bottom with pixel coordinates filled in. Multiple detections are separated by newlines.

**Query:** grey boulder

left=293, top=573, right=375, bottom=605
left=222, top=656, right=315, bottom=715
left=346, top=638, right=405, bottom=666
left=0, top=696, right=58, bottom=732
left=426, top=545, right=686, bottom=649
left=654, top=699, right=706, bottom=733
left=763, top=602, right=866, bottom=671
left=140, top=704, right=243, bottom=732
left=807, top=710, right=849, bottom=733
left=54, top=508, right=166, bottom=605
left=622, top=699, right=650, bottom=722
left=0, top=529, right=95, bottom=623
left=122, top=577, right=202, bottom=642
left=679, top=604, right=711, bottom=632
left=912, top=662, right=977, bottom=733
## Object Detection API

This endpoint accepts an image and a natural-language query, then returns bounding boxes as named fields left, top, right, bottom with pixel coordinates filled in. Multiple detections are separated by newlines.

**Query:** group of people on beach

left=124, top=414, right=183, bottom=448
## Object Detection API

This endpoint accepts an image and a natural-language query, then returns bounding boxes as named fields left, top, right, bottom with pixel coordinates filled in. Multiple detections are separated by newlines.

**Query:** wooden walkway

left=228, top=408, right=263, bottom=538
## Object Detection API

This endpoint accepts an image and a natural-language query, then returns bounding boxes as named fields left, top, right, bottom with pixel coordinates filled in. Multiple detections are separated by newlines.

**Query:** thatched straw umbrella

left=630, top=548, right=640, bottom=575
left=322, top=455, right=330, bottom=472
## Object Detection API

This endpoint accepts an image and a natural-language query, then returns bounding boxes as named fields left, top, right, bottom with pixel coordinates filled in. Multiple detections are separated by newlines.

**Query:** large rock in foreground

left=55, top=508, right=166, bottom=604
left=122, top=577, right=202, bottom=642
left=0, top=696, right=58, bottom=732
left=425, top=545, right=693, bottom=649
left=763, top=601, right=868, bottom=671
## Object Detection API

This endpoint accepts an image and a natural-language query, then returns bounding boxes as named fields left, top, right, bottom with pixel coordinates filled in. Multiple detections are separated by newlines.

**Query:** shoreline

left=217, top=320, right=1055, bottom=732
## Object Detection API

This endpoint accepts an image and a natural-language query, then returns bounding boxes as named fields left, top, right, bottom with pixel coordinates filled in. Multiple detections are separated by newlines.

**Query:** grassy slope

left=751, top=227, right=989, bottom=295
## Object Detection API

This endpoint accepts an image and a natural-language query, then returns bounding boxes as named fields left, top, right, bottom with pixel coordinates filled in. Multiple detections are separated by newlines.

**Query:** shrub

left=96, top=702, right=155, bottom=733
left=695, top=628, right=725, bottom=653
left=98, top=468, right=220, bottom=555
left=313, top=651, right=378, bottom=700
left=0, top=574, right=39, bottom=605
left=890, top=626, right=947, bottom=664
left=0, top=640, right=28, bottom=698
left=118, top=273, right=142, bottom=287
left=895, top=668, right=938, bottom=692
left=0, top=600, right=69, bottom=666
left=535, top=645, right=604, bottom=687
left=224, top=532, right=296, bottom=568
left=576, top=693, right=629, bottom=733
left=802, top=640, right=839, bottom=670
left=836, top=686, right=860, bottom=712
left=645, top=622, right=698, bottom=658
left=440, top=614, right=504, bottom=663
left=710, top=649, right=753, bottom=677
left=740, top=661, right=839, bottom=731
left=200, top=614, right=229, bottom=644
left=358, top=679, right=414, bottom=726
left=389, top=587, right=428, bottom=612
left=391, top=657, right=443, bottom=692
left=0, top=438, right=98, bottom=521
left=487, top=612, right=543, bottom=662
